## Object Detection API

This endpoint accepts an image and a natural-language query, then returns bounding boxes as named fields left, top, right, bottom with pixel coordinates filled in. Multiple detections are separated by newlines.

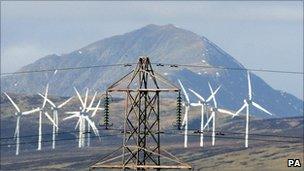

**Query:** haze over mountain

left=1, top=24, right=303, bottom=118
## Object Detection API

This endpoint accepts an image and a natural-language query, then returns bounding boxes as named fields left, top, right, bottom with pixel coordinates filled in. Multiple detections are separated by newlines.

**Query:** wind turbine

left=3, top=93, right=40, bottom=155
left=177, top=79, right=191, bottom=148
left=38, top=93, right=73, bottom=149
left=34, top=84, right=58, bottom=150
left=64, top=101, right=101, bottom=148
left=64, top=87, right=102, bottom=148
left=188, top=85, right=220, bottom=147
left=234, top=71, right=272, bottom=147
left=203, top=82, right=235, bottom=146
left=75, top=88, right=103, bottom=146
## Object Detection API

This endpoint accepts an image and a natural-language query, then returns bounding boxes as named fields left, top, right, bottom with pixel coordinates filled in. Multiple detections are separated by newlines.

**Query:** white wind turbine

left=188, top=85, right=220, bottom=147
left=203, top=83, right=235, bottom=146
left=177, top=79, right=191, bottom=148
left=234, top=71, right=272, bottom=147
left=35, top=84, right=58, bottom=150
left=64, top=87, right=102, bottom=148
left=3, top=93, right=40, bottom=155
left=38, top=93, right=73, bottom=149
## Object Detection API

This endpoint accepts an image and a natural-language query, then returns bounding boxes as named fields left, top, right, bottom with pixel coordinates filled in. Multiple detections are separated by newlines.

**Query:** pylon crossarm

left=124, top=147, right=137, bottom=165
left=109, top=89, right=179, bottom=92
left=89, top=146, right=123, bottom=167
left=154, top=72, right=180, bottom=90
left=141, top=69, right=159, bottom=88
left=126, top=145, right=188, bottom=166
left=96, top=150, right=133, bottom=165
left=161, top=148, right=185, bottom=164
left=107, top=70, right=134, bottom=91
left=142, top=69, right=179, bottom=90
left=127, top=67, right=141, bottom=88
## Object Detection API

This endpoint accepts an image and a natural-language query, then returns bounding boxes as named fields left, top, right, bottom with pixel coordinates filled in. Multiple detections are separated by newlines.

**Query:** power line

left=1, top=131, right=301, bottom=147
left=1, top=127, right=302, bottom=143
left=1, top=63, right=303, bottom=76
left=182, top=128, right=304, bottom=139
left=162, top=132, right=302, bottom=144
left=0, top=133, right=121, bottom=147
left=0, top=127, right=118, bottom=140
left=0, top=63, right=136, bottom=76
left=152, top=63, right=304, bottom=75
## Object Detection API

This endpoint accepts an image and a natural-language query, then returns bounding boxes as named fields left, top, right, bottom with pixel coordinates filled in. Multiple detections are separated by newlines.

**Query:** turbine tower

left=38, top=93, right=73, bottom=149
left=177, top=79, right=191, bottom=148
left=234, top=71, right=273, bottom=147
left=203, top=83, right=235, bottom=146
left=188, top=84, right=220, bottom=147
left=3, top=93, right=40, bottom=155
left=35, top=84, right=58, bottom=150
left=64, top=88, right=102, bottom=148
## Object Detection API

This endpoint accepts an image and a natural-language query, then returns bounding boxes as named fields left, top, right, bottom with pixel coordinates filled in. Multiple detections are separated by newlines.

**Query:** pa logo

left=287, top=159, right=301, bottom=167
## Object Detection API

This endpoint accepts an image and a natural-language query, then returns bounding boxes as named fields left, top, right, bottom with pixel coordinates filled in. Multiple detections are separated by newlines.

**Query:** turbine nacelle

left=210, top=107, right=217, bottom=112
left=244, top=99, right=251, bottom=104
left=80, top=111, right=89, bottom=117
left=15, top=112, right=22, bottom=116
left=51, top=106, right=59, bottom=110
left=182, top=102, right=190, bottom=107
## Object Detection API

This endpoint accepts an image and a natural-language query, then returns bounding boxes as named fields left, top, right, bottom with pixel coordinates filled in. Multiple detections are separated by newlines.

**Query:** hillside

left=1, top=93, right=303, bottom=170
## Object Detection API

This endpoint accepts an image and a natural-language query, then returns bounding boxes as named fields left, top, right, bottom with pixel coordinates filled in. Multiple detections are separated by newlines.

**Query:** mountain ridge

left=1, top=24, right=303, bottom=118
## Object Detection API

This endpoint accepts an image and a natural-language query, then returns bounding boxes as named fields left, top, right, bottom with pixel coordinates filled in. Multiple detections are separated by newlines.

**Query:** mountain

left=1, top=24, right=303, bottom=118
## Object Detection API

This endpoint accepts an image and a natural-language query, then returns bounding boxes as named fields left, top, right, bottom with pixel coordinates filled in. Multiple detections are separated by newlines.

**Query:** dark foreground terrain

left=1, top=94, right=303, bottom=170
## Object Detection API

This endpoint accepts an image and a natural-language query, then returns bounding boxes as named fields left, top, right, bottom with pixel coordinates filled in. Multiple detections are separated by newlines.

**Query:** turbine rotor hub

left=245, top=99, right=252, bottom=104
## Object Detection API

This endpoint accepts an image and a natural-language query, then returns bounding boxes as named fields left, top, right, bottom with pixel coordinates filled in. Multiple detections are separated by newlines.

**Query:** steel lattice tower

left=90, top=57, right=191, bottom=170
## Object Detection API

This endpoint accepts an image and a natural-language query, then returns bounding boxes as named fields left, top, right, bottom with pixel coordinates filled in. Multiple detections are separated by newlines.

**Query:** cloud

left=1, top=1, right=302, bottom=23
left=1, top=44, right=51, bottom=73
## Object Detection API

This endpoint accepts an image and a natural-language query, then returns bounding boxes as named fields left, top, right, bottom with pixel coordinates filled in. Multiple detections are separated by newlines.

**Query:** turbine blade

left=178, top=79, right=190, bottom=103
left=42, top=84, right=49, bottom=108
left=38, top=93, right=56, bottom=107
left=182, top=106, right=189, bottom=126
left=87, top=92, right=97, bottom=109
left=218, top=108, right=235, bottom=116
left=247, top=71, right=252, bottom=100
left=4, top=92, right=20, bottom=112
left=188, top=89, right=205, bottom=102
left=91, top=100, right=101, bottom=117
left=58, top=96, right=73, bottom=108
left=84, top=116, right=100, bottom=138
left=203, top=112, right=214, bottom=130
left=84, top=88, right=89, bottom=108
left=86, top=107, right=104, bottom=111
left=235, top=103, right=247, bottom=116
left=190, top=103, right=201, bottom=107
left=44, top=112, right=58, bottom=128
left=206, top=85, right=221, bottom=103
left=208, top=82, right=217, bottom=108
left=252, top=101, right=272, bottom=115
left=65, top=111, right=80, bottom=115
left=75, top=118, right=81, bottom=129
left=74, top=87, right=85, bottom=108
left=22, top=108, right=40, bottom=115
left=63, top=114, right=79, bottom=121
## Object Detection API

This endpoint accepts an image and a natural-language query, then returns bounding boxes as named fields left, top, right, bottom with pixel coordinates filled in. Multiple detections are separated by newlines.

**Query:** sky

left=1, top=1, right=303, bottom=99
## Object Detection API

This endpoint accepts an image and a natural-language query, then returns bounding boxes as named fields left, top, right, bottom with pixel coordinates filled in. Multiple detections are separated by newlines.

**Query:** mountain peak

left=2, top=25, right=303, bottom=118
left=139, top=24, right=193, bottom=35
left=144, top=24, right=177, bottom=29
